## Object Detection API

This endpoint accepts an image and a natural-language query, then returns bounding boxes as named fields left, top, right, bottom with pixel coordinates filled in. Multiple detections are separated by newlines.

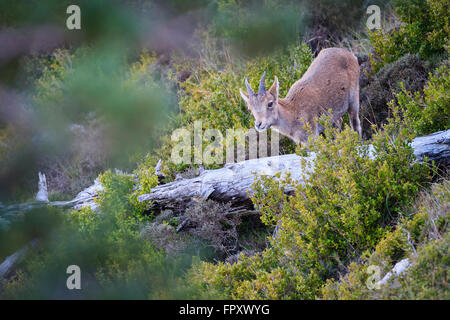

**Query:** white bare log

left=138, top=129, right=450, bottom=212
left=35, top=172, right=49, bottom=203
left=411, top=129, right=450, bottom=167
left=51, top=178, right=103, bottom=211
left=0, top=239, right=39, bottom=280
left=0, top=130, right=448, bottom=217
left=377, top=258, right=412, bottom=287
left=138, top=154, right=315, bottom=211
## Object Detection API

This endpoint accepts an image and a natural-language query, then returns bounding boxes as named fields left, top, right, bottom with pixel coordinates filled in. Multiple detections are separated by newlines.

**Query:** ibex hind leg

left=348, top=88, right=362, bottom=138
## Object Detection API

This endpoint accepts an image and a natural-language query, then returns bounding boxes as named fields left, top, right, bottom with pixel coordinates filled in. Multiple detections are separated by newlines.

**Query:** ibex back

left=240, top=47, right=361, bottom=144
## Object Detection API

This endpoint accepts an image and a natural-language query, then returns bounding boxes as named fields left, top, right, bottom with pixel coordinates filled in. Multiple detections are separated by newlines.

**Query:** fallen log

left=0, top=239, right=39, bottom=280
left=138, top=129, right=450, bottom=213
left=411, top=129, right=450, bottom=167
left=0, top=130, right=448, bottom=218
left=138, top=153, right=315, bottom=213
left=0, top=178, right=103, bottom=220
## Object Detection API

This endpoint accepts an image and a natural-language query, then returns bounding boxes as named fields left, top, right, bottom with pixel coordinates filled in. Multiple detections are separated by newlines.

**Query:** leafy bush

left=321, top=180, right=449, bottom=299
left=305, top=0, right=388, bottom=32
left=185, top=199, right=241, bottom=256
left=1, top=210, right=195, bottom=299
left=361, top=54, right=428, bottom=136
left=0, top=171, right=193, bottom=300
left=369, top=0, right=449, bottom=72
left=392, top=63, right=450, bottom=136
left=212, top=0, right=304, bottom=55
left=97, top=167, right=158, bottom=223
left=213, top=0, right=389, bottom=55
left=187, top=111, right=433, bottom=299
left=188, top=246, right=322, bottom=299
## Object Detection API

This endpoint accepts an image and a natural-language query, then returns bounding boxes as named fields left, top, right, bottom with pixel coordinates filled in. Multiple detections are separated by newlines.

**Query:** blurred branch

left=0, top=238, right=39, bottom=280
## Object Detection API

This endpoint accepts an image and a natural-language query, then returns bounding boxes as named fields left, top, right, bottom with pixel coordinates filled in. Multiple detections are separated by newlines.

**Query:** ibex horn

left=258, top=71, right=266, bottom=94
left=245, top=77, right=254, bottom=96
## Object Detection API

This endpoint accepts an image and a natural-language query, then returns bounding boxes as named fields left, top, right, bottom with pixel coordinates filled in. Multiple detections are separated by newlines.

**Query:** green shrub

left=369, top=0, right=449, bottom=72
left=1, top=169, right=191, bottom=300
left=212, top=0, right=304, bottom=55
left=0, top=212, right=194, bottom=299
left=213, top=0, right=388, bottom=55
left=393, top=63, right=450, bottom=136
left=97, top=168, right=158, bottom=224
left=396, top=234, right=449, bottom=299
left=187, top=109, right=433, bottom=299
left=321, top=180, right=449, bottom=299
left=361, top=54, right=428, bottom=136
left=188, top=246, right=322, bottom=299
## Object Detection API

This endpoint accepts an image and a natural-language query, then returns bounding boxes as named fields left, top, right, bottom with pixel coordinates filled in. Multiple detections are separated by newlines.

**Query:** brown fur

left=240, top=47, right=361, bottom=144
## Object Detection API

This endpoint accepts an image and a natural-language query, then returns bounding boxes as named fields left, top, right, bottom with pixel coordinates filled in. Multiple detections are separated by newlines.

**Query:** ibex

left=240, top=48, right=361, bottom=144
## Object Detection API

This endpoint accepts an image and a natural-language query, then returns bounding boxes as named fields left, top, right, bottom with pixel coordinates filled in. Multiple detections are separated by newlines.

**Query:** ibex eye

left=268, top=102, right=273, bottom=109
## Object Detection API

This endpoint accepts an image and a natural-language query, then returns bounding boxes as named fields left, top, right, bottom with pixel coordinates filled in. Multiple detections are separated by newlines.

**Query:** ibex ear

left=239, top=88, right=249, bottom=104
left=269, top=76, right=279, bottom=99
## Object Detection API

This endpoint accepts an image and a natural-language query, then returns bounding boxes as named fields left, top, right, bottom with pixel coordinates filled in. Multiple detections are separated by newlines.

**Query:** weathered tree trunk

left=138, top=129, right=450, bottom=213
left=0, top=178, right=103, bottom=218
left=138, top=154, right=314, bottom=213
left=0, top=130, right=448, bottom=217
left=411, top=129, right=450, bottom=168
left=0, top=239, right=39, bottom=280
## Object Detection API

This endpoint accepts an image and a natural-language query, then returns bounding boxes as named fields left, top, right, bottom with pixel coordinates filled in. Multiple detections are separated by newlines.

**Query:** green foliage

left=1, top=212, right=194, bottom=299
left=213, top=0, right=304, bottom=55
left=1, top=170, right=193, bottom=300
left=212, top=0, right=389, bottom=55
left=369, top=0, right=449, bottom=72
left=97, top=168, right=158, bottom=224
left=188, top=247, right=322, bottom=299
left=397, top=235, right=449, bottom=299
left=0, top=207, right=65, bottom=262
left=187, top=111, right=433, bottom=299
left=392, top=63, right=450, bottom=136
left=321, top=181, right=449, bottom=299
left=32, top=46, right=172, bottom=167
left=361, top=53, right=428, bottom=135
